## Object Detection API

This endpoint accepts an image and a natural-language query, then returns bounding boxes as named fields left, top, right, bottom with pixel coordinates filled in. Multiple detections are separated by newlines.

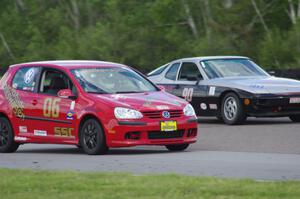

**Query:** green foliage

left=1, top=168, right=300, bottom=199
left=0, top=0, right=299, bottom=71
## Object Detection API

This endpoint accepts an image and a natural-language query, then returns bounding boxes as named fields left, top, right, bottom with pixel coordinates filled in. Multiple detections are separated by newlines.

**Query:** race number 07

left=43, top=98, right=61, bottom=118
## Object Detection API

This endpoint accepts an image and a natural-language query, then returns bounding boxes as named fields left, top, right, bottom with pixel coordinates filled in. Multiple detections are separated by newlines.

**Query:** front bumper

left=245, top=95, right=300, bottom=117
left=105, top=118, right=198, bottom=147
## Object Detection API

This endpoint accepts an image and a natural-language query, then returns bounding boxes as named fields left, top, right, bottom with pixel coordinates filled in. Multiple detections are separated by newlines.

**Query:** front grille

left=148, top=129, right=184, bottom=139
left=142, top=110, right=182, bottom=119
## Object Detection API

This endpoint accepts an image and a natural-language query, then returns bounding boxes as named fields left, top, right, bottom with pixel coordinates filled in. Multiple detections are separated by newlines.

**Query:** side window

left=178, top=62, right=202, bottom=81
left=39, top=70, right=76, bottom=96
left=165, top=63, right=180, bottom=80
left=12, top=67, right=39, bottom=92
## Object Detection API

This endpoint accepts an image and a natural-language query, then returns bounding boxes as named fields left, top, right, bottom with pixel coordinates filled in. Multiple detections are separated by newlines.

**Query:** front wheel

left=221, top=93, right=246, bottom=125
left=165, top=144, right=189, bottom=151
left=0, top=117, right=19, bottom=153
left=289, top=115, right=300, bottom=122
left=80, top=119, right=108, bottom=155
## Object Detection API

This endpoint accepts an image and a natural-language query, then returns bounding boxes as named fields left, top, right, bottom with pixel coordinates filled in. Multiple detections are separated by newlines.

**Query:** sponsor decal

left=200, top=103, right=207, bottom=110
left=250, top=84, right=264, bottom=89
left=70, top=101, right=75, bottom=110
left=162, top=111, right=171, bottom=119
left=209, top=104, right=218, bottom=110
left=209, top=86, right=216, bottom=96
left=24, top=68, right=36, bottom=84
left=3, top=85, right=25, bottom=119
left=34, top=130, right=47, bottom=136
left=54, top=127, right=74, bottom=137
left=19, top=126, right=28, bottom=133
left=182, top=88, right=193, bottom=102
left=14, top=136, right=27, bottom=141
left=156, top=105, right=169, bottom=110
left=66, top=110, right=74, bottom=120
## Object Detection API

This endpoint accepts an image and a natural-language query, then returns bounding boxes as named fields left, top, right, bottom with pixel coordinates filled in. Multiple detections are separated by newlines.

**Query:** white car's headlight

left=114, top=107, right=143, bottom=119
left=183, top=104, right=196, bottom=116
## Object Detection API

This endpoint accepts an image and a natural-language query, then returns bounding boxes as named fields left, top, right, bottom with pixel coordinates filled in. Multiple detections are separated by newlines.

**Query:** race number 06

left=43, top=98, right=61, bottom=118
left=182, top=88, right=193, bottom=102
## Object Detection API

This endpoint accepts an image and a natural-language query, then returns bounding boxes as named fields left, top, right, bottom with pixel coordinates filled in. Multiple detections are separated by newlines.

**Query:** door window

left=165, top=63, right=180, bottom=80
left=12, top=67, right=39, bottom=92
left=178, top=62, right=202, bottom=81
left=39, top=69, right=76, bottom=96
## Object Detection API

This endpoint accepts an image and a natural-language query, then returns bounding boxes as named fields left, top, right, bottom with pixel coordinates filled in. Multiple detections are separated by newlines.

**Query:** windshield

left=201, top=59, right=269, bottom=79
left=71, top=67, right=158, bottom=94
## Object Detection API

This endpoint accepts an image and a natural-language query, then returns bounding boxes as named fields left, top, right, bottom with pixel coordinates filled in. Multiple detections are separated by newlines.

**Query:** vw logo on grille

left=162, top=111, right=170, bottom=118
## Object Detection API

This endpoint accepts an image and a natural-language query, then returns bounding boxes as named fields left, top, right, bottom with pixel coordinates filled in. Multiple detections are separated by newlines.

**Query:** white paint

left=209, top=104, right=218, bottom=110
left=70, top=101, right=75, bottom=110
left=19, top=126, right=27, bottom=133
left=156, top=105, right=169, bottom=110
left=34, top=130, right=47, bottom=136
left=209, top=86, right=216, bottom=96
left=14, top=136, right=27, bottom=141
left=182, top=88, right=194, bottom=102
left=24, top=68, right=36, bottom=84
left=200, top=103, right=207, bottom=110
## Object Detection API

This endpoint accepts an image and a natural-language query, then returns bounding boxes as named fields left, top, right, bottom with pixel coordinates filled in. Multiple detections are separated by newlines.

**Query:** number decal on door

left=43, top=98, right=61, bottom=118
left=182, top=88, right=194, bottom=102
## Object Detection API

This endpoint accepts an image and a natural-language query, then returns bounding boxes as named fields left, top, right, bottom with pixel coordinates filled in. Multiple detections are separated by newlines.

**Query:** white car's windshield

left=71, top=67, right=158, bottom=94
left=201, top=59, right=269, bottom=79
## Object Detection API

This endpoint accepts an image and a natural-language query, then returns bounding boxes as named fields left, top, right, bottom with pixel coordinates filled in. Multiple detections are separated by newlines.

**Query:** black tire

left=0, top=117, right=19, bottom=153
left=289, top=115, right=300, bottom=122
left=221, top=93, right=246, bottom=125
left=165, top=144, right=189, bottom=151
left=80, top=119, right=108, bottom=155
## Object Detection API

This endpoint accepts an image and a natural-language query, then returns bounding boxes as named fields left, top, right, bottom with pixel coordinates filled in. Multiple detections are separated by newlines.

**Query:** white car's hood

left=204, top=76, right=300, bottom=94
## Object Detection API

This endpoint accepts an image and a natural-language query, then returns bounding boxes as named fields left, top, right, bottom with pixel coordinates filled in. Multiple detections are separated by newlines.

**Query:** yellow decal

left=54, top=127, right=74, bottom=137
left=3, top=85, right=25, bottom=119
left=43, top=98, right=61, bottom=118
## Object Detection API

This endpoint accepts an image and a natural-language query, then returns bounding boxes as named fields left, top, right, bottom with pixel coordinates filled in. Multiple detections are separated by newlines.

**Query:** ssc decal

left=24, top=68, right=36, bottom=84
left=182, top=88, right=193, bottom=102
left=54, top=127, right=74, bottom=137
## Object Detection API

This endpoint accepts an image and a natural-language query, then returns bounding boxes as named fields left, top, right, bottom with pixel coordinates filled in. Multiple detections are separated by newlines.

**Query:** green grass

left=1, top=168, right=300, bottom=199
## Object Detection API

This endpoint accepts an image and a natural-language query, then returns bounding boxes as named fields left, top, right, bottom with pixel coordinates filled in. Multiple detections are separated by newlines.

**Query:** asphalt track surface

left=1, top=117, right=300, bottom=180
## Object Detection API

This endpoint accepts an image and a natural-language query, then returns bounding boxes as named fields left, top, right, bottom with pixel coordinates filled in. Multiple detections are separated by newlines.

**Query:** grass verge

left=1, top=168, right=300, bottom=199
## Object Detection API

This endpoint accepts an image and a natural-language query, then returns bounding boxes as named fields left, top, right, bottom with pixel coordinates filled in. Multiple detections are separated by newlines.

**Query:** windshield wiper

left=115, top=91, right=142, bottom=94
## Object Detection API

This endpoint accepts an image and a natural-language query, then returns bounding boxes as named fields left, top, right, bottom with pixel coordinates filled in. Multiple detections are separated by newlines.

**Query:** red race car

left=0, top=61, right=198, bottom=155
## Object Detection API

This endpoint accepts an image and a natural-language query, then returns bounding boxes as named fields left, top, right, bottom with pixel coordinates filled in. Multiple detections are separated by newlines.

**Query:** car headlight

left=183, top=104, right=196, bottom=116
left=114, top=107, right=143, bottom=119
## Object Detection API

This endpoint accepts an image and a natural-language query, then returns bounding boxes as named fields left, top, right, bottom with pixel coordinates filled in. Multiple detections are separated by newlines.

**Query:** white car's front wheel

left=221, top=93, right=246, bottom=125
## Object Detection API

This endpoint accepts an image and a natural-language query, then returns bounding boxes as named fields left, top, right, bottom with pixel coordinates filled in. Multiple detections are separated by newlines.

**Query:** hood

left=206, top=76, right=300, bottom=94
left=92, top=91, right=187, bottom=111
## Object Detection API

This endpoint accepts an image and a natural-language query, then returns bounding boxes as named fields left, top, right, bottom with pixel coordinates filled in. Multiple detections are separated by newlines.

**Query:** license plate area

left=160, top=121, right=177, bottom=132
left=289, top=97, right=300, bottom=104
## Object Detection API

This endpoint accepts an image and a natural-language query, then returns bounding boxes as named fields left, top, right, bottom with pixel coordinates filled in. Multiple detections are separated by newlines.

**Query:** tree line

left=0, top=0, right=300, bottom=72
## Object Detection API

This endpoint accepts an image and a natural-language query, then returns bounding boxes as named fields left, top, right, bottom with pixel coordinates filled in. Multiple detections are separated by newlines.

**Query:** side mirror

left=268, top=71, right=276, bottom=76
left=58, top=89, right=77, bottom=99
left=157, top=85, right=166, bottom=91
left=186, top=75, right=198, bottom=81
